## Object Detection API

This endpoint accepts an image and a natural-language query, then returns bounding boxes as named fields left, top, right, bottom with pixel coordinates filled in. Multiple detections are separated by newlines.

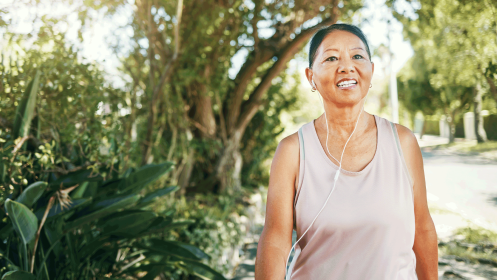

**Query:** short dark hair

left=308, top=23, right=372, bottom=68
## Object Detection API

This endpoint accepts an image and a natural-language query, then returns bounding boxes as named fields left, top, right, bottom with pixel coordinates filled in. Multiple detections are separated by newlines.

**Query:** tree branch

left=142, top=0, right=183, bottom=165
left=235, top=13, right=338, bottom=135
left=147, top=0, right=155, bottom=91
left=226, top=2, right=339, bottom=134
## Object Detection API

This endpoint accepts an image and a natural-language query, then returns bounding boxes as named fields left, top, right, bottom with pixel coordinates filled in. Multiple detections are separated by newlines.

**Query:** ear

left=305, top=67, right=314, bottom=88
left=371, top=62, right=375, bottom=75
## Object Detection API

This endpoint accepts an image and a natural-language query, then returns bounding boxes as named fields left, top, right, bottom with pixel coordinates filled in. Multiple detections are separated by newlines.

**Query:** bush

left=155, top=192, right=248, bottom=277
left=424, top=119, right=440, bottom=135
left=484, top=114, right=497, bottom=140
left=0, top=71, right=226, bottom=280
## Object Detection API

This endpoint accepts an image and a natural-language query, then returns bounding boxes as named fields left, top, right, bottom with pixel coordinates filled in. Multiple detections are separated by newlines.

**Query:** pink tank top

left=289, top=115, right=417, bottom=279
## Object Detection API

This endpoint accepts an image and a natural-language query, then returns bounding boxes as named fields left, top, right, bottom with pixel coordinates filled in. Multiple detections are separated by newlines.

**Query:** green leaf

left=0, top=221, right=14, bottom=239
left=49, top=168, right=103, bottom=189
left=167, top=240, right=210, bottom=260
left=43, top=223, right=64, bottom=258
left=161, top=220, right=195, bottom=231
left=118, top=162, right=174, bottom=193
left=181, top=258, right=226, bottom=280
left=4, top=199, right=38, bottom=249
left=1, top=271, right=36, bottom=280
left=141, top=239, right=201, bottom=261
left=138, top=216, right=172, bottom=234
left=16, top=181, right=48, bottom=208
left=12, top=70, right=41, bottom=139
left=136, top=186, right=178, bottom=208
left=64, top=194, right=139, bottom=231
left=90, top=194, right=133, bottom=210
left=77, top=238, right=108, bottom=259
left=71, top=181, right=88, bottom=199
left=97, top=210, right=157, bottom=235
left=34, top=198, right=91, bottom=221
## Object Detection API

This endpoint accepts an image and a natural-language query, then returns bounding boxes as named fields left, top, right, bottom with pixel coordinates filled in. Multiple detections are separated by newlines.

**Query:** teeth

left=337, top=80, right=357, bottom=87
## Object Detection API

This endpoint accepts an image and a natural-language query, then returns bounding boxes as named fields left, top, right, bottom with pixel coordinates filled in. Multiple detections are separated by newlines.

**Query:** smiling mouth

left=337, top=80, right=358, bottom=88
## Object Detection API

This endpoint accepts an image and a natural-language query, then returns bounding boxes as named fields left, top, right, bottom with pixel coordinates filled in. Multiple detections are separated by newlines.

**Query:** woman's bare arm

left=255, top=133, right=300, bottom=280
left=396, top=124, right=438, bottom=280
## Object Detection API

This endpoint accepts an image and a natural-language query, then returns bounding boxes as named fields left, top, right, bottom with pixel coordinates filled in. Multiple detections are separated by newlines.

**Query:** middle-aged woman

left=254, top=24, right=438, bottom=279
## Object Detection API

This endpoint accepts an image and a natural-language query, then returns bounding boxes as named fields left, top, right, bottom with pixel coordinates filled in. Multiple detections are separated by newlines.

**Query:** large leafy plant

left=0, top=73, right=226, bottom=280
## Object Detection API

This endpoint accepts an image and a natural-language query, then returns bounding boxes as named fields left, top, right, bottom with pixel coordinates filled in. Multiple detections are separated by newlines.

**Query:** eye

left=326, top=56, right=338, bottom=62
left=353, top=54, right=364, bottom=59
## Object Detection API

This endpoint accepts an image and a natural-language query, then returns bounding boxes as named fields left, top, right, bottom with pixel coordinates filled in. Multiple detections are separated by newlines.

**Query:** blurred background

left=1, top=0, right=496, bottom=279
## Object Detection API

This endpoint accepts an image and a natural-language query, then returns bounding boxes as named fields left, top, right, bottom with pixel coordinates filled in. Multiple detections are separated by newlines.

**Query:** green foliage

left=157, top=193, right=248, bottom=276
left=392, top=0, right=497, bottom=140
left=393, top=0, right=497, bottom=88
left=4, top=199, right=38, bottom=271
left=1, top=271, right=36, bottom=280
left=0, top=44, right=225, bottom=280
left=397, top=56, right=440, bottom=116
left=0, top=23, right=127, bottom=200
left=16, top=182, right=48, bottom=209
left=423, top=119, right=440, bottom=136
left=1, top=158, right=226, bottom=279
left=454, top=226, right=497, bottom=245
left=241, top=69, right=301, bottom=188
left=12, top=71, right=41, bottom=140
left=484, top=114, right=497, bottom=140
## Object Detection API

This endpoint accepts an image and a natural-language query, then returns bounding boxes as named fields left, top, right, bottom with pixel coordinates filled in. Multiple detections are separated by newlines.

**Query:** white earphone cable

left=284, top=82, right=368, bottom=280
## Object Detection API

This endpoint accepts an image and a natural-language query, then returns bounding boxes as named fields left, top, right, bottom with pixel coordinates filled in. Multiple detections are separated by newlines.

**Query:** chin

left=334, top=88, right=367, bottom=105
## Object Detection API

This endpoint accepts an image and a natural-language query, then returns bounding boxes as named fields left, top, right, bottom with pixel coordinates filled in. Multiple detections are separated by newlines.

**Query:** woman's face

left=306, top=30, right=374, bottom=107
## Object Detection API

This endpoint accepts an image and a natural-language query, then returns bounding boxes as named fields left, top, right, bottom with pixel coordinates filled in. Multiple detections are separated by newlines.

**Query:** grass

left=438, top=226, right=497, bottom=264
left=435, top=140, right=497, bottom=152
left=439, top=244, right=497, bottom=263
left=428, top=140, right=497, bottom=160
left=453, top=226, right=497, bottom=244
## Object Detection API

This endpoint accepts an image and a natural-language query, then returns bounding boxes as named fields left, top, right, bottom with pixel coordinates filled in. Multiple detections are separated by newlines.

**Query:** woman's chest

left=295, top=168, right=415, bottom=236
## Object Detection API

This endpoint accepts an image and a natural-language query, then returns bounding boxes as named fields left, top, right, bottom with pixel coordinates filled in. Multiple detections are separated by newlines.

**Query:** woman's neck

left=317, top=101, right=368, bottom=139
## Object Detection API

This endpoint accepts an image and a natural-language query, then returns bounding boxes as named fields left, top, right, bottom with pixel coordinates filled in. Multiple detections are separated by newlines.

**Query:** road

left=418, top=136, right=497, bottom=238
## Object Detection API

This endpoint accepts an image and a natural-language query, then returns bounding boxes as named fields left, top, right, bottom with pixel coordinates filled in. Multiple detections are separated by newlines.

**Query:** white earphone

left=284, top=79, right=368, bottom=279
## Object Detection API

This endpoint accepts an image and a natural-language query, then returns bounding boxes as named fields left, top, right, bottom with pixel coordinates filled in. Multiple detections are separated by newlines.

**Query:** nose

left=337, top=57, right=355, bottom=73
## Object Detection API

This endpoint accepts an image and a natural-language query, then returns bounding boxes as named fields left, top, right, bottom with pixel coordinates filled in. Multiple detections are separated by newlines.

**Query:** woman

left=254, top=24, right=438, bottom=279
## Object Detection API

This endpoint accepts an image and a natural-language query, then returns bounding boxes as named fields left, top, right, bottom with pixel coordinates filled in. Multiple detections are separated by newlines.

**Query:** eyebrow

left=323, top=47, right=365, bottom=53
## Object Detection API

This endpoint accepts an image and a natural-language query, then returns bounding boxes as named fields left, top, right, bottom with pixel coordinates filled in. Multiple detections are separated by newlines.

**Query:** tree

left=115, top=0, right=363, bottom=193
left=2, top=0, right=364, bottom=195
left=391, top=0, right=497, bottom=142
left=397, top=53, right=473, bottom=142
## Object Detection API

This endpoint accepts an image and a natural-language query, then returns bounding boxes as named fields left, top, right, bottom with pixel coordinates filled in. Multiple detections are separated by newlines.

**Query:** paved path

left=420, top=143, right=497, bottom=238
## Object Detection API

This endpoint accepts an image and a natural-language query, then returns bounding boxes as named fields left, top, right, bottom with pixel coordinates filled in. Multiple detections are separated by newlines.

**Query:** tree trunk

left=420, top=119, right=426, bottom=140
left=474, top=83, right=487, bottom=143
left=448, top=113, right=456, bottom=143
left=215, top=131, right=243, bottom=195
left=194, top=93, right=216, bottom=138
left=177, top=147, right=195, bottom=196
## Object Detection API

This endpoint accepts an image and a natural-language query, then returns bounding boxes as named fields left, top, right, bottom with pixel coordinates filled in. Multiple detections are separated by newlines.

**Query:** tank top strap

left=294, top=126, right=306, bottom=210
left=387, top=120, right=415, bottom=194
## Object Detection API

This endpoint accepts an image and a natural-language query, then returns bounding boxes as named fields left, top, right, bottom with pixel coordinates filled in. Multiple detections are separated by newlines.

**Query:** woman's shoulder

left=393, top=123, right=419, bottom=151
left=275, top=131, right=300, bottom=160
left=270, top=131, right=300, bottom=182
left=393, top=123, right=422, bottom=186
left=374, top=115, right=418, bottom=148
